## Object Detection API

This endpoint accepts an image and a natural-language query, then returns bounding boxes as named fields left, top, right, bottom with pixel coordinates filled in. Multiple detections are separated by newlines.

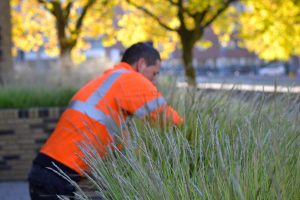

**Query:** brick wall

left=0, top=107, right=65, bottom=181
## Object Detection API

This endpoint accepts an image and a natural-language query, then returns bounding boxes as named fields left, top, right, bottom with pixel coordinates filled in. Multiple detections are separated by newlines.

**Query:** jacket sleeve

left=116, top=73, right=183, bottom=126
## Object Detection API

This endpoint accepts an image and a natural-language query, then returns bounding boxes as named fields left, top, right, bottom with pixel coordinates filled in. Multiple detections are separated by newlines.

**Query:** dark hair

left=121, top=42, right=161, bottom=66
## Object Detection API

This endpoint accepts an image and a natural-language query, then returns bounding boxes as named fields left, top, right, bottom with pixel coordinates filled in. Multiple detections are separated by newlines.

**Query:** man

left=28, top=42, right=183, bottom=199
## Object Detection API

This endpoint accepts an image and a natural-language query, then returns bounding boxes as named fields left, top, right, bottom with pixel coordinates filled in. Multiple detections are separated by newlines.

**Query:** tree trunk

left=180, top=36, right=197, bottom=86
left=53, top=3, right=74, bottom=72
left=289, top=55, right=299, bottom=79
left=0, top=0, right=13, bottom=85
left=59, top=47, right=73, bottom=71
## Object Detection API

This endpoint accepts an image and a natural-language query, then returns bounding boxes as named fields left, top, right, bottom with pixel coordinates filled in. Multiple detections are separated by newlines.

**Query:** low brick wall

left=0, top=107, right=65, bottom=181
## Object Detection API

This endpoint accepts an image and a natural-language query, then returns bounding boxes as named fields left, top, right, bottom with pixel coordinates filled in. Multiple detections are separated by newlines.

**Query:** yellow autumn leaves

left=240, top=0, right=300, bottom=60
left=11, top=0, right=116, bottom=63
left=11, top=0, right=300, bottom=63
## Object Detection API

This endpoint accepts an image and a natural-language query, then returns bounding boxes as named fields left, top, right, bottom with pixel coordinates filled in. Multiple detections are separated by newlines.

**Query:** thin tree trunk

left=55, top=47, right=73, bottom=85
left=180, top=36, right=197, bottom=86
left=289, top=55, right=299, bottom=79
left=59, top=47, right=73, bottom=71
left=0, top=0, right=13, bottom=85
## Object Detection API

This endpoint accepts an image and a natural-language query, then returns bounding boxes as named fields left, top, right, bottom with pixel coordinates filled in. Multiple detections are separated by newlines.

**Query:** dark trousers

left=28, top=164, right=77, bottom=200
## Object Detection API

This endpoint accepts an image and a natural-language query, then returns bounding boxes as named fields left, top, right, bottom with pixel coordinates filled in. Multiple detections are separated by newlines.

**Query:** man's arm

left=116, top=73, right=183, bottom=126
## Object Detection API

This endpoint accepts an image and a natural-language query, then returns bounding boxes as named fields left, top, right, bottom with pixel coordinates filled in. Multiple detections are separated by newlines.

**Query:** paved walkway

left=175, top=75, right=300, bottom=93
left=196, top=75, right=300, bottom=86
left=0, top=181, right=30, bottom=200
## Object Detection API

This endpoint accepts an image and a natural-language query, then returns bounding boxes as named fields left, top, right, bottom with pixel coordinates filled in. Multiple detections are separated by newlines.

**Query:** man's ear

left=136, top=58, right=146, bottom=72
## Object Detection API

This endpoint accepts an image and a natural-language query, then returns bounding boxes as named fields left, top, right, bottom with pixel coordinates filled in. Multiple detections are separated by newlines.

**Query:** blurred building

left=171, top=27, right=262, bottom=70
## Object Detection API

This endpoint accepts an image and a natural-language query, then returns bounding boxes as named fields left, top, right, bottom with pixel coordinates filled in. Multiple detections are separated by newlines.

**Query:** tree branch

left=38, top=0, right=55, bottom=15
left=126, top=0, right=177, bottom=32
left=75, top=0, right=97, bottom=32
left=203, top=0, right=238, bottom=28
left=194, top=6, right=210, bottom=30
left=167, top=0, right=178, bottom=6
left=167, top=0, right=199, bottom=19
left=177, top=0, right=187, bottom=32
left=64, top=1, right=73, bottom=20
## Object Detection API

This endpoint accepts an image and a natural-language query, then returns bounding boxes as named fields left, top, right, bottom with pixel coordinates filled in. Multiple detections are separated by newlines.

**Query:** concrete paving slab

left=0, top=181, right=30, bottom=200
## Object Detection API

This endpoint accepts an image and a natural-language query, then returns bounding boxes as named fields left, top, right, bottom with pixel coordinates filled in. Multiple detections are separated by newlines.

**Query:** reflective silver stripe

left=86, top=69, right=130, bottom=106
left=134, top=96, right=167, bottom=118
left=68, top=100, right=118, bottom=137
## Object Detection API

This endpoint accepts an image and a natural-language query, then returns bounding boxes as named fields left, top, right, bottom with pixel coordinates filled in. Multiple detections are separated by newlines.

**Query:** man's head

left=121, top=42, right=161, bottom=84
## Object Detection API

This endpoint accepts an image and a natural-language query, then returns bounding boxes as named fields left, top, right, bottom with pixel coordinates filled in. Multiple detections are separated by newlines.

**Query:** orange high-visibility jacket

left=41, top=62, right=183, bottom=175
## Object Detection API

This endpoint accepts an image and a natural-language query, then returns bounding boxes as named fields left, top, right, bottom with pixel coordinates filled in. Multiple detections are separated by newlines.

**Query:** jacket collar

left=114, top=62, right=136, bottom=72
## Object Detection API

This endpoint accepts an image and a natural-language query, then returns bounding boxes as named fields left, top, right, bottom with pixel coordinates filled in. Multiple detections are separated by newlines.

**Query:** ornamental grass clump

left=71, top=89, right=300, bottom=200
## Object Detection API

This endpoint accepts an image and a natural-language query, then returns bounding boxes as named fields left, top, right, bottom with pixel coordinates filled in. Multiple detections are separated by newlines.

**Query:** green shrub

left=0, top=86, right=77, bottom=108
